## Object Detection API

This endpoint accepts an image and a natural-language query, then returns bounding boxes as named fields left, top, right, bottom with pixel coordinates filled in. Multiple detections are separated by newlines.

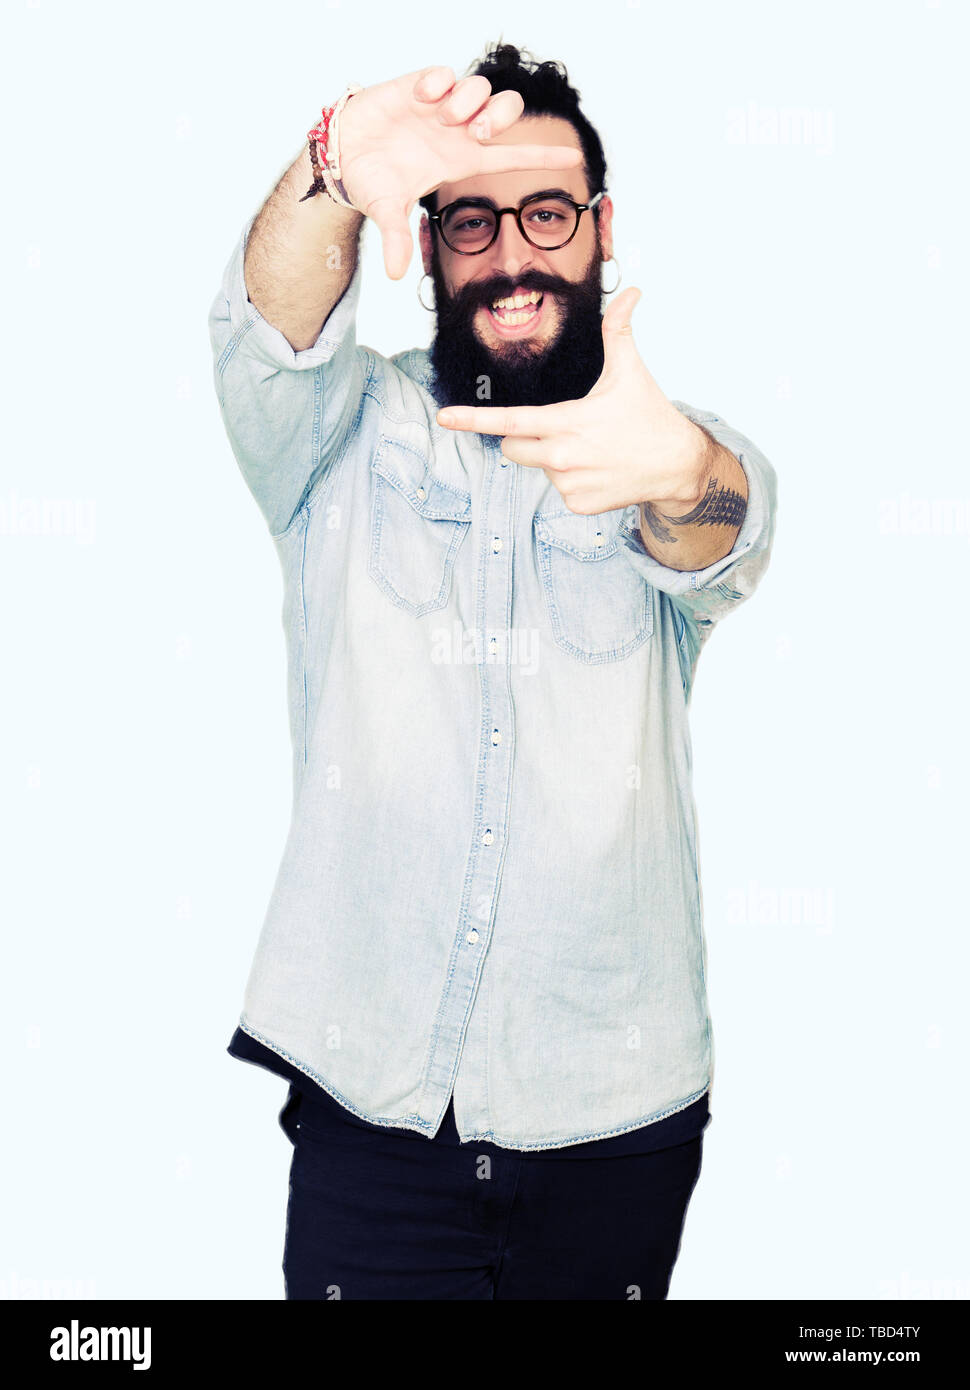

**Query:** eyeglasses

left=430, top=189, right=604, bottom=255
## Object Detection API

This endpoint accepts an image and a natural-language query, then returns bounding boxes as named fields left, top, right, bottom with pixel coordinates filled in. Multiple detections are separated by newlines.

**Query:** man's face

left=419, top=115, right=615, bottom=409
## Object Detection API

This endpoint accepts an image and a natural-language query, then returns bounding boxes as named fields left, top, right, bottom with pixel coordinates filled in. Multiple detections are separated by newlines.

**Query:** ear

left=418, top=214, right=433, bottom=277
left=595, top=194, right=615, bottom=264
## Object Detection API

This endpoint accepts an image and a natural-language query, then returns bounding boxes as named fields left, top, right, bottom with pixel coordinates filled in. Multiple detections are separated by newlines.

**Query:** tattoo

left=641, top=473, right=747, bottom=544
left=639, top=505, right=677, bottom=544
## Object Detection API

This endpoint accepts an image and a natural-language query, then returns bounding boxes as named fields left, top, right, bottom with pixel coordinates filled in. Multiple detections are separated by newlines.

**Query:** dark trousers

left=278, top=1084, right=705, bottom=1300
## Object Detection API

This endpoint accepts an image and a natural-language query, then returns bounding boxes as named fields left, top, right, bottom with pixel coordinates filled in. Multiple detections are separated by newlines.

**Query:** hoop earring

left=601, top=255, right=622, bottom=295
left=417, top=273, right=435, bottom=312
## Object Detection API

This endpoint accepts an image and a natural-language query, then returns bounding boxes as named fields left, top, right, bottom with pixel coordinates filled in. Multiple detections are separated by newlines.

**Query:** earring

left=601, top=255, right=622, bottom=295
left=417, top=273, right=435, bottom=312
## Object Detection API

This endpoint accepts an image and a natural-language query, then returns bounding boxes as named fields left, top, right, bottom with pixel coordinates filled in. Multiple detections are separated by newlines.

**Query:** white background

left=2, top=0, right=967, bottom=1300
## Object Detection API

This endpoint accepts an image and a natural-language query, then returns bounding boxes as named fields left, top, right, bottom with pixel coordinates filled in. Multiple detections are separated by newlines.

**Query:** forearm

left=244, top=144, right=364, bottom=352
left=637, top=423, right=748, bottom=572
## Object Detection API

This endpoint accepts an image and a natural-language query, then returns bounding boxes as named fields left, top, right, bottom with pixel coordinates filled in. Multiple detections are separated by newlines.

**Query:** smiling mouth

left=484, top=289, right=545, bottom=331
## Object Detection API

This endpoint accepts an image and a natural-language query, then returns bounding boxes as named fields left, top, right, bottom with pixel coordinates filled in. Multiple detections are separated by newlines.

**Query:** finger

left=412, top=66, right=456, bottom=103
left=600, top=286, right=643, bottom=370
left=436, top=74, right=493, bottom=126
left=496, top=436, right=555, bottom=469
left=469, top=89, right=524, bottom=140
left=602, top=285, right=641, bottom=334
left=366, top=196, right=414, bottom=280
left=436, top=403, right=564, bottom=436
left=475, top=142, right=584, bottom=174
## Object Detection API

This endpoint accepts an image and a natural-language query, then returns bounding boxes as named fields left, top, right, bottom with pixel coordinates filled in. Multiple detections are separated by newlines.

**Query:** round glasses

left=430, top=190, right=604, bottom=255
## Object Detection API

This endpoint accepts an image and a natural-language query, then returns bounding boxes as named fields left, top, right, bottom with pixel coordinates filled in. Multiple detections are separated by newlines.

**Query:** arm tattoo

left=641, top=472, right=747, bottom=545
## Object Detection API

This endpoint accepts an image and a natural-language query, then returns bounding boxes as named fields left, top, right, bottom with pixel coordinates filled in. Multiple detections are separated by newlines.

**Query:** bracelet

left=299, top=83, right=363, bottom=207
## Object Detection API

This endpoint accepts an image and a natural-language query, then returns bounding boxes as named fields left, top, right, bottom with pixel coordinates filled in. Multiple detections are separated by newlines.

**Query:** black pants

left=278, top=1085, right=705, bottom=1300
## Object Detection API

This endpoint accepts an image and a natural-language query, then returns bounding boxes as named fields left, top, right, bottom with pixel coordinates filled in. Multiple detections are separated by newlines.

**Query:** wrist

left=301, top=85, right=363, bottom=209
left=642, top=423, right=715, bottom=516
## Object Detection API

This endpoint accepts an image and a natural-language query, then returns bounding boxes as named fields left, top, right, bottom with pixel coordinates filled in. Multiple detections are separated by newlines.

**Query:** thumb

left=366, top=196, right=414, bottom=280
left=600, top=286, right=643, bottom=374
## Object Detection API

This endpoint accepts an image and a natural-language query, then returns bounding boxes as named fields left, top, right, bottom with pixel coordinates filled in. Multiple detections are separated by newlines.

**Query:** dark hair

left=417, top=41, right=608, bottom=221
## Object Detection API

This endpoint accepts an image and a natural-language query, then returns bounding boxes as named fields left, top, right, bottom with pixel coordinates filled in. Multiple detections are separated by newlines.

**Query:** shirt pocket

left=533, top=505, right=654, bottom=663
left=369, top=429, right=473, bottom=616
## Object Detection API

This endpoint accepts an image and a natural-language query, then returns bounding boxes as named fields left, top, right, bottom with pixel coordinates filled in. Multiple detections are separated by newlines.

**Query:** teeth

left=491, top=289, right=542, bottom=312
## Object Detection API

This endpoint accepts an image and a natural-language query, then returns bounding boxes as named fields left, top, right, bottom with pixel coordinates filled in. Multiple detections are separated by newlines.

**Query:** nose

left=489, top=209, right=538, bottom=280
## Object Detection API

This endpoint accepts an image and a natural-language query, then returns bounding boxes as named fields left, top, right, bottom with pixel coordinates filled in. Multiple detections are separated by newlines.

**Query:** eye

left=523, top=199, right=574, bottom=228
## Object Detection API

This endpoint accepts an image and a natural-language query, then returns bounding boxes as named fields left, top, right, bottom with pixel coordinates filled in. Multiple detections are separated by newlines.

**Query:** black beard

left=426, top=250, right=606, bottom=408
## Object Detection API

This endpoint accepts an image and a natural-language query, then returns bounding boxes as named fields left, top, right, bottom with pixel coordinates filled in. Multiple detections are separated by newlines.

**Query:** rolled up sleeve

left=208, top=213, right=365, bottom=537
left=620, top=400, right=778, bottom=672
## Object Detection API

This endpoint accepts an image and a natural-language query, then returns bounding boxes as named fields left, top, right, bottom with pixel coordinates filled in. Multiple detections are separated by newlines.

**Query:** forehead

left=434, top=115, right=588, bottom=210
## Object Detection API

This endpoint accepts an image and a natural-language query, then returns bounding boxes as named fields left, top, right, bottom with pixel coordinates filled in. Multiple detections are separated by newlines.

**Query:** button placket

left=467, top=441, right=512, bottom=942
left=421, top=438, right=516, bottom=1117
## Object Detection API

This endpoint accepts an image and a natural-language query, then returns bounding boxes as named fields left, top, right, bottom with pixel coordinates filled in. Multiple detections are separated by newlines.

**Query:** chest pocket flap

left=370, top=427, right=472, bottom=616
left=533, top=504, right=653, bottom=662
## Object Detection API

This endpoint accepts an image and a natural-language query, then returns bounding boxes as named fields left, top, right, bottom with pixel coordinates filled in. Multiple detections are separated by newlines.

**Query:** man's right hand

left=336, top=66, right=584, bottom=280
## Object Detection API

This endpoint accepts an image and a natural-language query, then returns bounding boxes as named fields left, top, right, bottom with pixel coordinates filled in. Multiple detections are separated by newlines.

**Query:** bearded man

left=209, top=40, right=778, bottom=1301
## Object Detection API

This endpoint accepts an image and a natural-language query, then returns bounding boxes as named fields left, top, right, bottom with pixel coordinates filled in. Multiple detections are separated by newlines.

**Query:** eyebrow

left=442, top=188, right=578, bottom=211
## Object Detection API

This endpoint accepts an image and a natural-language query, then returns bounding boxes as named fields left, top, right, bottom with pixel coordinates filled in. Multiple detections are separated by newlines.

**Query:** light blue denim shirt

left=208, top=212, right=778, bottom=1151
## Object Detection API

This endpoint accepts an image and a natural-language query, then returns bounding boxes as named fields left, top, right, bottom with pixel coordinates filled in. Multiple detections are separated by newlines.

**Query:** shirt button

left=491, top=536, right=502, bottom=552
left=466, top=929, right=480, bottom=945
left=594, top=530, right=605, bottom=547
left=491, top=728, right=501, bottom=745
left=481, top=828, right=493, bottom=846
left=416, top=486, right=427, bottom=500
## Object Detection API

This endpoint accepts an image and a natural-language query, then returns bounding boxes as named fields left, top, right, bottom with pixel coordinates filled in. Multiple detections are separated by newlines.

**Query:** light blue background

left=2, top=0, right=967, bottom=1300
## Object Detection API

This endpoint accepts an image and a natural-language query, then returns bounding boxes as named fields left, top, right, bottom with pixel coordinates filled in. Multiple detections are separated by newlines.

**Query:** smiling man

left=421, top=138, right=608, bottom=409
left=209, top=42, right=778, bottom=1302
left=422, top=90, right=751, bottom=573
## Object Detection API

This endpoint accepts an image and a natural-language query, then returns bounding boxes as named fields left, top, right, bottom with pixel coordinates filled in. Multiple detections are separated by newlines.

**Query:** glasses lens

left=441, top=205, right=497, bottom=252
left=440, top=197, right=581, bottom=251
left=520, top=197, right=578, bottom=247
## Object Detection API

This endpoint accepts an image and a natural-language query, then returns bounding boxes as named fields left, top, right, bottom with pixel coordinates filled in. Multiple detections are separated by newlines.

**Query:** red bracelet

left=300, top=84, right=362, bottom=207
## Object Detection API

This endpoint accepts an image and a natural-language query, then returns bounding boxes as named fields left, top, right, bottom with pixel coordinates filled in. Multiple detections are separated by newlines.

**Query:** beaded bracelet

left=299, top=83, right=363, bottom=207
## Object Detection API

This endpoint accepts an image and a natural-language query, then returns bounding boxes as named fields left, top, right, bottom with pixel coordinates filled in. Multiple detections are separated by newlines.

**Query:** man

left=208, top=42, right=778, bottom=1301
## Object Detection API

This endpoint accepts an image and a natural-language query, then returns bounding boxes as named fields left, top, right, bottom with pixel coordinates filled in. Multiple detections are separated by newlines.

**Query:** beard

left=426, top=246, right=606, bottom=409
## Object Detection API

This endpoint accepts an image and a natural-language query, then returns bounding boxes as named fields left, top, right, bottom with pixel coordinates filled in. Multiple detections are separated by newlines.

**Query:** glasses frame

left=429, top=189, right=605, bottom=255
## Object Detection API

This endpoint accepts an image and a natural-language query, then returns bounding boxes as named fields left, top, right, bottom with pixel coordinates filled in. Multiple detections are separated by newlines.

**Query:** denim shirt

left=208, top=213, right=778, bottom=1151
